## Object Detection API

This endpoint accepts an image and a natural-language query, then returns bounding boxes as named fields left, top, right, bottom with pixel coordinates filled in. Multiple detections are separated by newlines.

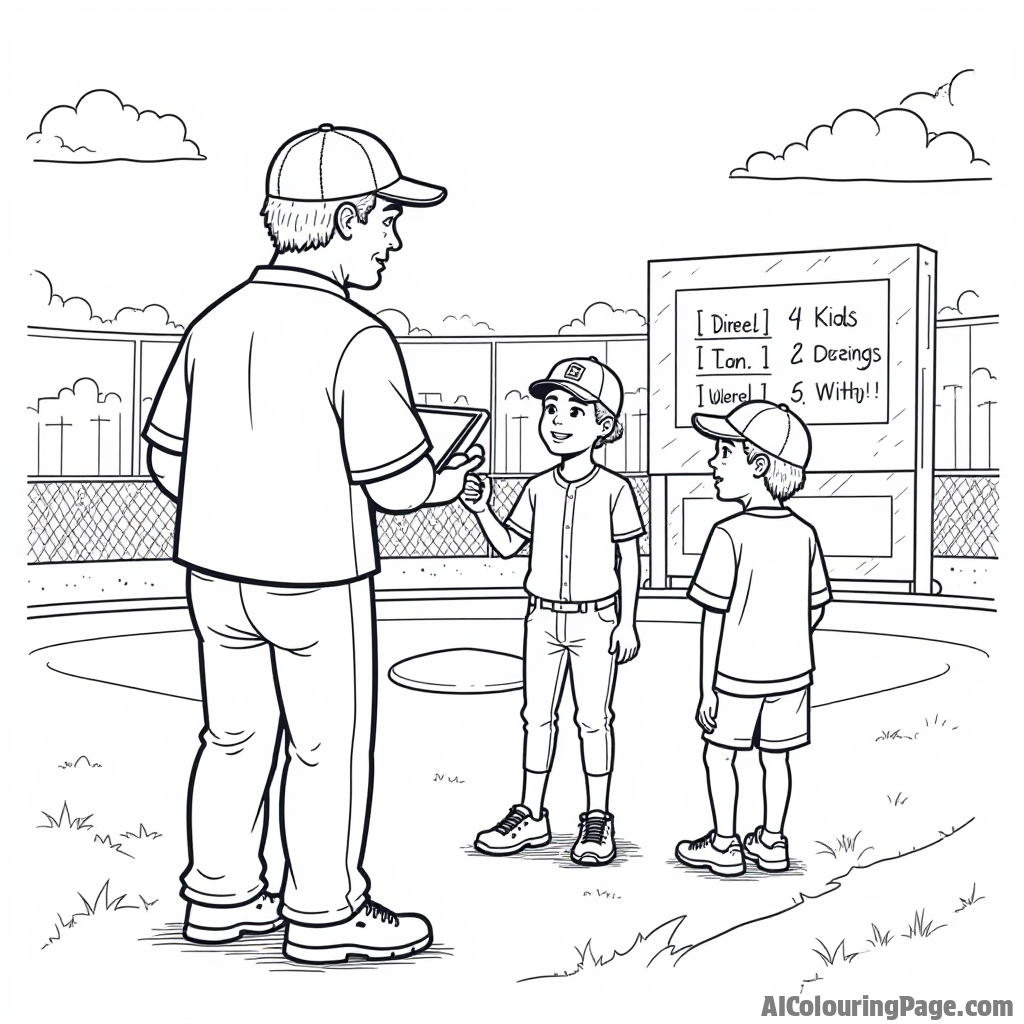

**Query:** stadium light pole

left=977, top=400, right=997, bottom=469
left=942, top=384, right=962, bottom=469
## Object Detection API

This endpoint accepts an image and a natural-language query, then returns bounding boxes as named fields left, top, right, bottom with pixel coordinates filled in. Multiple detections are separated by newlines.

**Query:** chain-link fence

left=28, top=473, right=991, bottom=564
left=933, top=473, right=999, bottom=558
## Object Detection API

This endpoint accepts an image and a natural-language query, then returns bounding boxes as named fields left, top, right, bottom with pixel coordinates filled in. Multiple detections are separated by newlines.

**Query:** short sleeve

left=334, top=326, right=429, bottom=483
left=611, top=480, right=645, bottom=541
left=143, top=335, right=190, bottom=455
left=688, top=525, right=737, bottom=612
left=810, top=529, right=832, bottom=607
left=506, top=480, right=534, bottom=539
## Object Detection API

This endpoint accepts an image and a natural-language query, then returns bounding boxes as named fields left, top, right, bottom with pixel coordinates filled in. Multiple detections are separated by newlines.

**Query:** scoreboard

left=647, top=245, right=937, bottom=592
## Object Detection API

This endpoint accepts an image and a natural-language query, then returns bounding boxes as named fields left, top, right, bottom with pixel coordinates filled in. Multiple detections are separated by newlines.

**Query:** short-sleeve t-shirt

left=688, top=508, right=831, bottom=695
left=144, top=266, right=429, bottom=585
left=506, top=465, right=645, bottom=602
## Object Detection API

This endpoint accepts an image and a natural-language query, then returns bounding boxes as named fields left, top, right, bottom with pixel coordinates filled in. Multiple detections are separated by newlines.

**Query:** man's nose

left=388, top=227, right=403, bottom=253
left=708, top=455, right=717, bottom=470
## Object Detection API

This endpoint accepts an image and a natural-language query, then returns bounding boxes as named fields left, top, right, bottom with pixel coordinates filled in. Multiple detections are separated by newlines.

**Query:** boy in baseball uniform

left=674, top=400, right=831, bottom=876
left=461, top=357, right=645, bottom=865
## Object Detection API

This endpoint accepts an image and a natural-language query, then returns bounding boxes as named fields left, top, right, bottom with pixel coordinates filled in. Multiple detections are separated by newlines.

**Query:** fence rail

left=28, top=475, right=652, bottom=564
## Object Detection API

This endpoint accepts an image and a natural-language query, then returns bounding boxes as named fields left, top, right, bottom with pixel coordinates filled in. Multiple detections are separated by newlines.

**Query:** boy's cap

left=692, top=400, right=812, bottom=468
left=267, top=125, right=446, bottom=206
left=529, top=357, right=624, bottom=417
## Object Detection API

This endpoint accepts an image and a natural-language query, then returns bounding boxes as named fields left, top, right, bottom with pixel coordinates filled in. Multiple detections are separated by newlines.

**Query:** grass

left=955, top=883, right=984, bottom=913
left=121, top=823, right=162, bottom=841
left=814, top=831, right=875, bottom=861
left=57, top=755, right=102, bottom=770
left=811, top=938, right=861, bottom=966
left=875, top=728, right=917, bottom=742
left=93, top=833, right=134, bottom=858
left=903, top=908, right=947, bottom=939
left=38, top=802, right=93, bottom=831
left=923, top=714, right=958, bottom=732
left=41, top=881, right=147, bottom=950
left=866, top=923, right=893, bottom=947
left=887, top=792, right=909, bottom=807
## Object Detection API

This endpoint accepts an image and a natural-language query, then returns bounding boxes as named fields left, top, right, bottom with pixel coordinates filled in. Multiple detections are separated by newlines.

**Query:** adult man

left=145, top=125, right=481, bottom=965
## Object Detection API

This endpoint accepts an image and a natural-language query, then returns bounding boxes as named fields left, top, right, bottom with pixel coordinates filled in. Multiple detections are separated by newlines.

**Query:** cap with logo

left=529, top=357, right=624, bottom=418
left=266, top=125, right=446, bottom=206
left=692, top=401, right=812, bottom=469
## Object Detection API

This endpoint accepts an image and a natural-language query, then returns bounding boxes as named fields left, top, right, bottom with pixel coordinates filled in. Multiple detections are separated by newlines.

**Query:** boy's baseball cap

left=267, top=125, right=446, bottom=206
left=692, top=400, right=812, bottom=468
left=529, top=357, right=624, bottom=418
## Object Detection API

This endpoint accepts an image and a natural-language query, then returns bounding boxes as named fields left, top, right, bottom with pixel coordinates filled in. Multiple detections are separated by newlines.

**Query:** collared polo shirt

left=506, top=465, right=645, bottom=602
left=144, top=265, right=429, bottom=585
left=688, top=508, right=832, bottom=695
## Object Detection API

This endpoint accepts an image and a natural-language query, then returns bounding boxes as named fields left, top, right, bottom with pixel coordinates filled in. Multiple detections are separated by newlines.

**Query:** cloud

left=27, top=89, right=205, bottom=163
left=730, top=106, right=990, bottom=182
left=559, top=301, right=647, bottom=335
left=440, top=314, right=495, bottom=335
left=900, top=70, right=982, bottom=140
left=375, top=308, right=432, bottom=336
left=30, top=270, right=184, bottom=331
left=31, top=376, right=124, bottom=413
left=938, top=289, right=987, bottom=317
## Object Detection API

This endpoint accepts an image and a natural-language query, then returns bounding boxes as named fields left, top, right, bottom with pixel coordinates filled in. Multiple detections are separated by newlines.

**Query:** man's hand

left=609, top=622, right=640, bottom=664
left=460, top=472, right=491, bottom=514
left=696, top=690, right=718, bottom=732
left=426, top=444, right=486, bottom=506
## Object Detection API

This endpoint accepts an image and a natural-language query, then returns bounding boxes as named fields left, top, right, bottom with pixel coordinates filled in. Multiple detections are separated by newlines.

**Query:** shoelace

left=690, top=829, right=716, bottom=850
left=581, top=815, right=609, bottom=844
left=491, top=807, right=528, bottom=836
left=363, top=901, right=399, bottom=927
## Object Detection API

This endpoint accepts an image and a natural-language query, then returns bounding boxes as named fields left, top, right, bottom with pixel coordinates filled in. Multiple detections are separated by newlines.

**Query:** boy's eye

left=545, top=404, right=556, bottom=415
left=569, top=407, right=582, bottom=418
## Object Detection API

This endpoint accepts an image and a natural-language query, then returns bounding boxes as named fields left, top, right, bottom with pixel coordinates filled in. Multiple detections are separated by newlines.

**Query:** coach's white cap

left=266, top=125, right=446, bottom=206
left=692, top=400, right=812, bottom=468
left=529, top=357, right=624, bottom=418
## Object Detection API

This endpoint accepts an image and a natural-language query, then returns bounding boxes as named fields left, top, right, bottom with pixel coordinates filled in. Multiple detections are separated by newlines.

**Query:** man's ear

left=335, top=202, right=359, bottom=240
left=751, top=453, right=770, bottom=479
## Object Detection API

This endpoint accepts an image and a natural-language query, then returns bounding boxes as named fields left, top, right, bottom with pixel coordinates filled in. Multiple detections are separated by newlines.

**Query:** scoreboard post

left=647, top=245, right=937, bottom=593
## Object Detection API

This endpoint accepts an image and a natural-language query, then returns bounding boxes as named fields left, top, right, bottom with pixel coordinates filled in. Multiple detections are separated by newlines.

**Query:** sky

left=11, top=0, right=1020, bottom=337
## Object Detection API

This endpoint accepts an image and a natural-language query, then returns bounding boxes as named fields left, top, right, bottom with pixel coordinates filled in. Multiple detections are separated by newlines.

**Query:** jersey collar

left=250, top=265, right=350, bottom=301
left=554, top=464, right=600, bottom=489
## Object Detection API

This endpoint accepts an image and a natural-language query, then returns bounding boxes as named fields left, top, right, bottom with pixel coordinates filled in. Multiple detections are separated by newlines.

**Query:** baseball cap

left=529, top=357, right=624, bottom=418
left=267, top=125, right=446, bottom=206
left=692, top=401, right=812, bottom=468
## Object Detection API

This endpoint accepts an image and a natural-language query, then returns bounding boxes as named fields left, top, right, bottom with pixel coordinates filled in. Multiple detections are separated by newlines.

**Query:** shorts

left=704, top=687, right=810, bottom=751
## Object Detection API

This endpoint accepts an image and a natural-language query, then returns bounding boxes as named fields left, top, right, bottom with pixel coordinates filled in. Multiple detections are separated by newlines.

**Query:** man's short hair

left=261, top=194, right=377, bottom=253
left=742, top=440, right=806, bottom=501
left=595, top=403, right=623, bottom=448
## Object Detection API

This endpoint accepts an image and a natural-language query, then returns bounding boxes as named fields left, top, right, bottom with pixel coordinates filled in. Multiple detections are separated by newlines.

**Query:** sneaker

left=474, top=804, right=551, bottom=856
left=183, top=892, right=284, bottom=944
left=674, top=830, right=745, bottom=876
left=284, top=900, right=432, bottom=964
left=571, top=811, right=616, bottom=865
left=743, top=826, right=790, bottom=871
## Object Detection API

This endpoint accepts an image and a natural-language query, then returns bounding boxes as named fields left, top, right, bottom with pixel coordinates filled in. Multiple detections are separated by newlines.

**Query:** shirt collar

left=250, top=265, right=350, bottom=301
left=554, top=464, right=600, bottom=489
left=745, top=506, right=792, bottom=517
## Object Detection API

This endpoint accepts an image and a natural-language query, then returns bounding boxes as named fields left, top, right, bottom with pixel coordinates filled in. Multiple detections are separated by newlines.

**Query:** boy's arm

left=610, top=538, right=640, bottom=663
left=460, top=475, right=527, bottom=558
left=811, top=605, right=826, bottom=630
left=697, top=609, right=725, bottom=732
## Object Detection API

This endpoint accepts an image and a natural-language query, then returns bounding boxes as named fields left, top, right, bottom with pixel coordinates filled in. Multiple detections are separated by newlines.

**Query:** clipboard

left=415, top=405, right=490, bottom=470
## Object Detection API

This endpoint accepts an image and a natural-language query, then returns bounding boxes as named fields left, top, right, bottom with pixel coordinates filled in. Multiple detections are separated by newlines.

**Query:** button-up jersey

left=506, top=465, right=645, bottom=602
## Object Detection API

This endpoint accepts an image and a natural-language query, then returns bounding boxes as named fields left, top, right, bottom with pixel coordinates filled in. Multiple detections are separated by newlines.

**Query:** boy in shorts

left=460, top=357, right=644, bottom=865
left=674, top=400, right=830, bottom=876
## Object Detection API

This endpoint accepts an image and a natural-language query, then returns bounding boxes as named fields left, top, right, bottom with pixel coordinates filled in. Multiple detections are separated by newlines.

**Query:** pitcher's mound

left=389, top=648, right=523, bottom=694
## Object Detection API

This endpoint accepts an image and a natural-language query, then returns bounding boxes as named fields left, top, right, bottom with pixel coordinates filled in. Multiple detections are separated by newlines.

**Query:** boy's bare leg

left=522, top=769, right=550, bottom=818
left=760, top=750, right=792, bottom=838
left=704, top=743, right=739, bottom=846
left=584, top=772, right=610, bottom=813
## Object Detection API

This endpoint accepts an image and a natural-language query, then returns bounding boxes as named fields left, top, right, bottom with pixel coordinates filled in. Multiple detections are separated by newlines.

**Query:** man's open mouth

left=551, top=432, right=571, bottom=441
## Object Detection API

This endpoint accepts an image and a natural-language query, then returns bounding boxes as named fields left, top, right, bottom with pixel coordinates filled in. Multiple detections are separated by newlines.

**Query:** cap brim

left=529, top=380, right=600, bottom=404
left=692, top=413, right=744, bottom=441
left=376, top=176, right=447, bottom=207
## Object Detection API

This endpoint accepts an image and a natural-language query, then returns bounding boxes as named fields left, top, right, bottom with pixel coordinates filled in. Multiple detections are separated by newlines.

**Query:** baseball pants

left=182, top=570, right=375, bottom=925
left=521, top=601, right=619, bottom=775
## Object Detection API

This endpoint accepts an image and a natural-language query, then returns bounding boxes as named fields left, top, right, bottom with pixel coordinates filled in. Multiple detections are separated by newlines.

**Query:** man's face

left=538, top=389, right=608, bottom=457
left=342, top=199, right=403, bottom=290
left=708, top=438, right=761, bottom=502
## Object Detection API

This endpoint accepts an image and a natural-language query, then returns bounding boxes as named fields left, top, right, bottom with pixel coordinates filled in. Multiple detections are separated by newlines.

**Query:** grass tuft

left=58, top=755, right=102, bottom=770
left=955, top=883, right=984, bottom=913
left=121, top=822, right=162, bottom=841
left=811, top=938, right=861, bottom=966
left=923, top=714, right=958, bottom=732
left=93, top=834, right=134, bottom=858
left=903, top=908, right=946, bottom=939
left=41, top=881, right=141, bottom=950
left=867, top=923, right=893, bottom=947
left=887, top=792, right=909, bottom=807
left=38, top=802, right=93, bottom=831
left=875, top=728, right=917, bottom=742
left=814, top=831, right=875, bottom=862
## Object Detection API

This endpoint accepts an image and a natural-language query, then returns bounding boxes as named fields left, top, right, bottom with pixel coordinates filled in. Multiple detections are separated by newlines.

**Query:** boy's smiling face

left=539, top=388, right=609, bottom=457
left=709, top=438, right=766, bottom=503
